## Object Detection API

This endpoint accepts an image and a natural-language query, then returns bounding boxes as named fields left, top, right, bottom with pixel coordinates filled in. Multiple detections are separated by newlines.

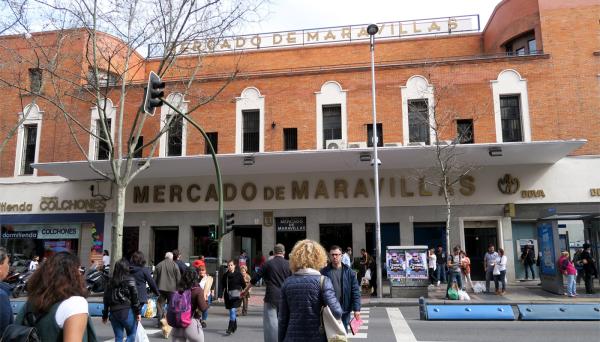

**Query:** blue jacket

left=279, top=268, right=343, bottom=342
left=0, top=282, right=14, bottom=336
left=130, top=265, right=159, bottom=303
left=321, top=263, right=361, bottom=314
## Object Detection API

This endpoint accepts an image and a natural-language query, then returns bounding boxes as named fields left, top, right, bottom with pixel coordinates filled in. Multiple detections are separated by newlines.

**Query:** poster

left=386, top=246, right=429, bottom=287
left=538, top=223, right=556, bottom=276
left=406, top=250, right=428, bottom=279
left=386, top=248, right=406, bottom=285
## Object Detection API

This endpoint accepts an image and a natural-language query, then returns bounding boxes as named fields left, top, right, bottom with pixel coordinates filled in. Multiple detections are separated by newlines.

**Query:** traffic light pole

left=161, top=100, right=225, bottom=294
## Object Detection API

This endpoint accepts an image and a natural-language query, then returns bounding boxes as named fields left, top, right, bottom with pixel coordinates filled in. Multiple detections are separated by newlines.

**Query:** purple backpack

left=166, top=290, right=192, bottom=328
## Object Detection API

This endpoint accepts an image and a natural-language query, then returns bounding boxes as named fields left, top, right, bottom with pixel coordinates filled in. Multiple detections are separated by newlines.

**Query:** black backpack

left=0, top=309, right=41, bottom=342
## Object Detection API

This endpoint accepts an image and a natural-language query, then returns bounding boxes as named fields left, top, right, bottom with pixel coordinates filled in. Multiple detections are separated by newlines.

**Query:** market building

left=0, top=0, right=598, bottom=283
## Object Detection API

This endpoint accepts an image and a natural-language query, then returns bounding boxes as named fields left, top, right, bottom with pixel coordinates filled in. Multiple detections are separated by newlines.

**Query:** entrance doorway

left=122, top=226, right=139, bottom=260
left=319, top=224, right=352, bottom=253
left=413, top=222, right=446, bottom=250
left=192, top=226, right=218, bottom=258
left=152, top=226, right=179, bottom=265
left=233, top=225, right=262, bottom=271
left=275, top=217, right=307, bottom=259
left=464, top=222, right=498, bottom=281
left=365, top=223, right=400, bottom=278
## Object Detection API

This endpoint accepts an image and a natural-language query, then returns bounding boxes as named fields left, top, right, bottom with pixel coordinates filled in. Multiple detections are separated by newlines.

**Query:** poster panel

left=386, top=245, right=429, bottom=287
left=538, top=223, right=556, bottom=276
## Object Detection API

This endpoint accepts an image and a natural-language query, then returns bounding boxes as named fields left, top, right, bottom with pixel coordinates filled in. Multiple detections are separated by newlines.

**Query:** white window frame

left=14, top=104, right=43, bottom=176
left=89, top=99, right=116, bottom=160
left=236, top=87, right=264, bottom=154
left=401, top=75, right=436, bottom=146
left=159, top=93, right=188, bottom=157
left=491, top=69, right=531, bottom=143
left=315, top=81, right=347, bottom=150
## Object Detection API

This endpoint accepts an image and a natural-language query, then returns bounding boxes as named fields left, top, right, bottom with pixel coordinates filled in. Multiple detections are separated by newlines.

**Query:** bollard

left=426, top=305, right=515, bottom=320
left=419, top=296, right=427, bottom=320
left=518, top=304, right=600, bottom=321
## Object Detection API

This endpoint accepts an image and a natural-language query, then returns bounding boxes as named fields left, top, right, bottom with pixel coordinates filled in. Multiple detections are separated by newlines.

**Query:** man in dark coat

left=580, top=243, right=597, bottom=294
left=321, top=245, right=361, bottom=333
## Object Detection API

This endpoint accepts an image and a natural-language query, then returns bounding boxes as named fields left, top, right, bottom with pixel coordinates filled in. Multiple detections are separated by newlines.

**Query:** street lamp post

left=367, top=24, right=383, bottom=299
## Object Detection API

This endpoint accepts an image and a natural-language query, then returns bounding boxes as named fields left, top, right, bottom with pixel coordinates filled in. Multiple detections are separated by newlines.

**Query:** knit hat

left=193, top=259, right=205, bottom=268
left=274, top=243, right=285, bottom=254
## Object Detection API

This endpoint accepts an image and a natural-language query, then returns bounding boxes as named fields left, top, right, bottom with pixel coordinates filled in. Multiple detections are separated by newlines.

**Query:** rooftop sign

left=148, top=15, right=479, bottom=57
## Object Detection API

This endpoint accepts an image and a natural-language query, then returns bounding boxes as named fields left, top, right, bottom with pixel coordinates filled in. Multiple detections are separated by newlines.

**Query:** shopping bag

left=135, top=322, right=150, bottom=342
left=458, top=290, right=471, bottom=301
left=349, top=317, right=363, bottom=335
left=143, top=298, right=156, bottom=318
left=472, top=282, right=485, bottom=294
left=364, top=269, right=371, bottom=281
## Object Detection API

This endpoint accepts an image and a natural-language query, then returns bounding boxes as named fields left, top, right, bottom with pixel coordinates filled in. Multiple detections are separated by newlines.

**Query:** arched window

left=89, top=99, right=116, bottom=160
left=160, top=93, right=188, bottom=157
left=236, top=87, right=264, bottom=153
left=491, top=70, right=531, bottom=143
left=14, top=104, right=43, bottom=176
left=316, top=81, right=347, bottom=149
left=401, top=76, right=435, bottom=145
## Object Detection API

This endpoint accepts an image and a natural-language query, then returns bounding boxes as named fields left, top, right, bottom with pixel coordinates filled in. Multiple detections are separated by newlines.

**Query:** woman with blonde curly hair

left=278, top=240, right=342, bottom=342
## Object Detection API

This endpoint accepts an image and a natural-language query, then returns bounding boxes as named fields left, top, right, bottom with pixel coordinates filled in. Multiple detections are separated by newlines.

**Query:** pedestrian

left=0, top=247, right=13, bottom=336
left=28, top=255, right=39, bottom=272
left=493, top=248, right=507, bottom=295
left=268, top=250, right=274, bottom=261
left=219, top=260, right=245, bottom=335
left=446, top=246, right=463, bottom=298
left=129, top=251, right=160, bottom=309
left=427, top=248, right=437, bottom=286
left=253, top=251, right=266, bottom=286
left=580, top=243, right=597, bottom=294
left=360, top=249, right=377, bottom=296
left=173, top=249, right=188, bottom=275
left=239, top=265, right=251, bottom=316
left=341, top=247, right=353, bottom=268
left=242, top=243, right=291, bottom=342
left=238, top=250, right=249, bottom=270
left=520, top=245, right=536, bottom=280
left=484, top=244, right=499, bottom=293
left=279, top=239, right=343, bottom=342
left=170, top=268, right=208, bottom=342
left=15, top=252, right=97, bottom=340
left=102, top=258, right=140, bottom=342
left=154, top=252, right=181, bottom=327
left=102, top=250, right=111, bottom=267
left=459, top=250, right=474, bottom=292
left=197, top=264, right=214, bottom=328
left=321, top=245, right=361, bottom=333
left=435, top=245, right=447, bottom=285
left=558, top=251, right=578, bottom=297
left=573, top=248, right=584, bottom=284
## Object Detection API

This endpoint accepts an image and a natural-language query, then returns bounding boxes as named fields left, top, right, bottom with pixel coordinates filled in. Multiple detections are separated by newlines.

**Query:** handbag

left=319, top=276, right=347, bottom=342
left=1, top=306, right=41, bottom=342
left=227, top=276, right=241, bottom=300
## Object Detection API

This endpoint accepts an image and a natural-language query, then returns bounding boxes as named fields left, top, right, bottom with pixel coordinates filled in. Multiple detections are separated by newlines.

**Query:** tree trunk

left=111, top=184, right=126, bottom=265
left=443, top=175, right=452, bottom=251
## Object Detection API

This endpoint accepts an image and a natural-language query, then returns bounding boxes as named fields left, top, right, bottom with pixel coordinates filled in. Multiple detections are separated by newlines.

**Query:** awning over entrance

left=33, top=140, right=586, bottom=180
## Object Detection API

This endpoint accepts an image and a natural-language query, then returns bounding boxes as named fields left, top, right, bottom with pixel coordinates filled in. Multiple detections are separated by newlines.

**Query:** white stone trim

left=401, top=75, right=436, bottom=145
left=458, top=216, right=504, bottom=251
left=491, top=69, right=531, bottom=143
left=88, top=98, right=116, bottom=160
left=160, top=93, right=188, bottom=157
left=315, top=81, right=347, bottom=149
left=236, top=87, right=265, bottom=154
left=14, top=103, right=43, bottom=176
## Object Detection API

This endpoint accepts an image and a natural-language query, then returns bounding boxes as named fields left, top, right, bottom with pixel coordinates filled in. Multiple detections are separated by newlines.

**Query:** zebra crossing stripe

left=386, top=308, right=417, bottom=342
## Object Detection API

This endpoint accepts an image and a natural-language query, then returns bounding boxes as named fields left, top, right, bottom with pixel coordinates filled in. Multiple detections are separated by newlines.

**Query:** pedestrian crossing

left=349, top=307, right=370, bottom=339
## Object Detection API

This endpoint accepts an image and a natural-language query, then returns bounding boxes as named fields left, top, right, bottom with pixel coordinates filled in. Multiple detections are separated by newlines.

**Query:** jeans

left=436, top=264, right=447, bottom=283
left=485, top=268, right=496, bottom=292
left=109, top=309, right=137, bottom=342
left=229, top=308, right=237, bottom=321
left=524, top=263, right=535, bottom=279
left=263, top=302, right=278, bottom=342
left=566, top=274, right=576, bottom=296
left=202, top=294, right=212, bottom=321
left=428, top=268, right=437, bottom=285
left=494, top=270, right=506, bottom=291
left=446, top=271, right=462, bottom=297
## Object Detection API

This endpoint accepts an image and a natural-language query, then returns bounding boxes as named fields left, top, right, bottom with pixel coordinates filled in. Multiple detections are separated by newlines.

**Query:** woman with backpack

left=169, top=267, right=208, bottom=342
left=13, top=252, right=97, bottom=341
left=102, top=258, right=140, bottom=342
left=218, top=260, right=245, bottom=335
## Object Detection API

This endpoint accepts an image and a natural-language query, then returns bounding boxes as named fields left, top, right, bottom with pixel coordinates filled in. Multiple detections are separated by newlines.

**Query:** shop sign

left=39, top=197, right=106, bottom=213
left=1, top=224, right=80, bottom=239
left=590, top=188, right=600, bottom=196
left=497, top=174, right=520, bottom=195
left=521, top=190, right=545, bottom=198
left=0, top=202, right=33, bottom=213
left=276, top=217, right=306, bottom=232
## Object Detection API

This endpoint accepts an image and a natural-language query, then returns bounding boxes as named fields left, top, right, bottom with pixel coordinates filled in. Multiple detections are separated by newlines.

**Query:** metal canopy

left=33, top=140, right=586, bottom=181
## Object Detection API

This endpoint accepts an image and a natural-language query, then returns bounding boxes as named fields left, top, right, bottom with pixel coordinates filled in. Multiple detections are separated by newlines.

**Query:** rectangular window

left=322, top=105, right=342, bottom=148
left=366, top=123, right=383, bottom=147
left=167, top=115, right=183, bottom=156
left=408, top=99, right=430, bottom=144
left=205, top=132, right=218, bottom=154
left=29, top=69, right=42, bottom=94
left=96, top=118, right=111, bottom=160
left=242, top=110, right=260, bottom=153
left=131, top=136, right=143, bottom=158
left=516, top=47, right=525, bottom=55
left=87, top=68, right=118, bottom=87
left=528, top=39, right=536, bottom=53
left=283, top=128, right=298, bottom=151
left=21, top=124, right=37, bottom=175
left=456, top=119, right=474, bottom=144
left=500, top=95, right=523, bottom=142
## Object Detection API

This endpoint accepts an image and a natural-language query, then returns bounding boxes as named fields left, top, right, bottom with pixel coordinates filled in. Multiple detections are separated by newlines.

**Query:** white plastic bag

left=472, top=282, right=485, bottom=294
left=135, top=322, right=150, bottom=342
left=458, top=290, right=471, bottom=301
left=364, top=269, right=372, bottom=281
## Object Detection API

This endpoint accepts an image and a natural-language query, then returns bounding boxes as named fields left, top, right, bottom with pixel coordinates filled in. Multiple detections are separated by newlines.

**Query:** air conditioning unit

left=408, top=141, right=426, bottom=146
left=383, top=142, right=402, bottom=147
left=348, top=141, right=367, bottom=149
left=325, top=139, right=346, bottom=149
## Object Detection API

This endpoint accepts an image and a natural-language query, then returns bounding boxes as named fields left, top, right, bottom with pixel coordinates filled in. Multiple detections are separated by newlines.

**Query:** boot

left=232, top=319, right=238, bottom=333
left=226, top=320, right=234, bottom=335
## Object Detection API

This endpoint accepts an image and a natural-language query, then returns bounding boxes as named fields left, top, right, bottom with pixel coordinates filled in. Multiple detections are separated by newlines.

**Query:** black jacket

left=0, top=282, right=13, bottom=336
left=102, top=276, right=140, bottom=319
left=251, top=256, right=291, bottom=307
left=130, top=265, right=159, bottom=303
left=220, top=271, right=245, bottom=309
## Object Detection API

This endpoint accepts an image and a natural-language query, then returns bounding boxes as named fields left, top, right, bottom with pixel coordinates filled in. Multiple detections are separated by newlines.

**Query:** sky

left=241, top=0, right=503, bottom=35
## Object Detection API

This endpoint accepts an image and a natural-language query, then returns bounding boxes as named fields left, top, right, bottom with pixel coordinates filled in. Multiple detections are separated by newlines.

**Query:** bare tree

left=0, top=0, right=265, bottom=263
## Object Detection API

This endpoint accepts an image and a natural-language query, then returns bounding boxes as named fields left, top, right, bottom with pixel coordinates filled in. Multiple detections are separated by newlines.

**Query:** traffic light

left=225, top=212, right=235, bottom=233
left=208, top=224, right=217, bottom=240
left=143, top=71, right=165, bottom=116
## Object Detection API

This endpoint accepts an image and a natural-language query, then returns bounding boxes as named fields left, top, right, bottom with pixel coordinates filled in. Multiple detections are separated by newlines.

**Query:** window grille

left=500, top=95, right=523, bottom=142
left=242, top=110, right=259, bottom=153
left=322, top=105, right=342, bottom=148
left=408, top=99, right=430, bottom=144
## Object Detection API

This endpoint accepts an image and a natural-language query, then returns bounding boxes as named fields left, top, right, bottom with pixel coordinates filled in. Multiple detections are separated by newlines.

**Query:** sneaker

left=436, top=281, right=440, bottom=286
